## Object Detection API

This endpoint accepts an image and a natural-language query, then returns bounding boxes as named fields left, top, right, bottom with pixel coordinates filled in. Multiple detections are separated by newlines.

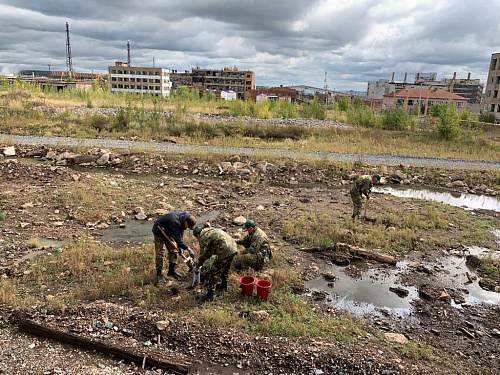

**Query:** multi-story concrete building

left=190, top=68, right=255, bottom=99
left=483, top=52, right=500, bottom=123
left=108, top=62, right=172, bottom=97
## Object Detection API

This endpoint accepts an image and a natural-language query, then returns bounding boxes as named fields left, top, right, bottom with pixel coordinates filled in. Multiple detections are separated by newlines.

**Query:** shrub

left=429, top=103, right=446, bottom=117
left=338, top=96, right=351, bottom=112
left=346, top=106, right=377, bottom=127
left=381, top=105, right=414, bottom=130
left=479, top=112, right=496, bottom=124
left=437, top=102, right=460, bottom=140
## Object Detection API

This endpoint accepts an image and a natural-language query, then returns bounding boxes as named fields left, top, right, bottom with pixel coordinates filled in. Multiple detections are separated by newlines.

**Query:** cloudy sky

left=0, top=0, right=498, bottom=92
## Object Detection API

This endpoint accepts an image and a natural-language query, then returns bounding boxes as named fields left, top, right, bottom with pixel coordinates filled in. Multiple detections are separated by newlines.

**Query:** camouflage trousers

left=350, top=190, right=363, bottom=218
left=204, top=252, right=236, bottom=293
left=154, top=236, right=177, bottom=272
left=233, top=253, right=265, bottom=271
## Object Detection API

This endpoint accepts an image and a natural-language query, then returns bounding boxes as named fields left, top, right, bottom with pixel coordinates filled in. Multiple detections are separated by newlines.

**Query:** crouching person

left=234, top=220, right=272, bottom=271
left=193, top=226, right=237, bottom=303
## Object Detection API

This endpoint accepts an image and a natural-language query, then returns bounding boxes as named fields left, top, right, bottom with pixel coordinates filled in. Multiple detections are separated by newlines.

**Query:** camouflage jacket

left=350, top=175, right=373, bottom=198
left=236, top=227, right=271, bottom=259
left=198, top=227, right=237, bottom=265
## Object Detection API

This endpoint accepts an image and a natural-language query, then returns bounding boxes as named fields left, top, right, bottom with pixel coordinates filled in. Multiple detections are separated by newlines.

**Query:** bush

left=381, top=105, right=414, bottom=130
left=346, top=106, right=378, bottom=127
left=429, top=103, right=446, bottom=117
left=437, top=102, right=460, bottom=140
left=338, top=97, right=351, bottom=112
left=479, top=112, right=496, bottom=124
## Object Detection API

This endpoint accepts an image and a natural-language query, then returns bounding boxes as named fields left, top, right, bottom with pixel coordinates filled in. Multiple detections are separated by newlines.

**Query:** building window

left=492, top=59, right=498, bottom=71
left=408, top=99, right=414, bottom=105
left=491, top=104, right=496, bottom=112
left=488, top=91, right=491, bottom=97
left=495, top=90, right=499, bottom=98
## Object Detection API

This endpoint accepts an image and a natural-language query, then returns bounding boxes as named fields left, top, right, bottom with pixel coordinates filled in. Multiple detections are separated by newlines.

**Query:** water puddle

left=306, top=246, right=500, bottom=318
left=36, top=238, right=67, bottom=249
left=306, top=261, right=418, bottom=319
left=373, top=186, right=500, bottom=213
left=100, top=210, right=222, bottom=244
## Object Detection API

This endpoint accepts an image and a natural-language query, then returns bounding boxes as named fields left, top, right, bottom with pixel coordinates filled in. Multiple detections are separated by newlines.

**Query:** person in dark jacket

left=152, top=211, right=196, bottom=284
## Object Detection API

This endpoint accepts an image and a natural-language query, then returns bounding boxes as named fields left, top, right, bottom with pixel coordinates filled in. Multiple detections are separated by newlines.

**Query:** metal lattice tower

left=324, top=71, right=328, bottom=90
left=127, top=40, right=131, bottom=66
left=65, top=22, right=73, bottom=78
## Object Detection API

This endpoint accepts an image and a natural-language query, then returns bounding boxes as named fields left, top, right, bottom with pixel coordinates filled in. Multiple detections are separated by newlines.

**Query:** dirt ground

left=0, top=146, right=499, bottom=375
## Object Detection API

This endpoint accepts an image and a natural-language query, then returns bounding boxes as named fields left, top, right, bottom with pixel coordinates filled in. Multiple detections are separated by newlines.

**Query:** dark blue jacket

left=152, top=211, right=191, bottom=250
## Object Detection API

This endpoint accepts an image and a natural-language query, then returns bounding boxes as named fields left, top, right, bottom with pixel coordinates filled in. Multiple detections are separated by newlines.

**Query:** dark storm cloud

left=0, top=0, right=499, bottom=91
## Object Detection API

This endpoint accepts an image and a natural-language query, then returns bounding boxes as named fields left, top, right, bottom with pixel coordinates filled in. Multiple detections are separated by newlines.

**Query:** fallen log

left=336, top=242, right=396, bottom=265
left=299, top=246, right=333, bottom=253
left=18, top=319, right=189, bottom=374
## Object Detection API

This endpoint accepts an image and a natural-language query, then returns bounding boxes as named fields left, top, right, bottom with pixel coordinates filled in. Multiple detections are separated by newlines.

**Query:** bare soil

left=0, top=146, right=499, bottom=375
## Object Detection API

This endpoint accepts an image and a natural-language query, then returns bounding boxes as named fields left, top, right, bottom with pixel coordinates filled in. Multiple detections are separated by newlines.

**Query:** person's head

left=193, top=226, right=203, bottom=239
left=183, top=215, right=197, bottom=230
left=243, top=219, right=255, bottom=233
left=372, top=174, right=381, bottom=184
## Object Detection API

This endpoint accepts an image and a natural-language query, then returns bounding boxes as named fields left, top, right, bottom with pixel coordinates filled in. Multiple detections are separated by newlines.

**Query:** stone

left=155, top=320, right=170, bottom=331
left=96, top=153, right=110, bottom=166
left=135, top=212, right=147, bottom=221
left=3, top=146, right=16, bottom=156
left=72, top=154, right=99, bottom=164
left=233, top=216, right=247, bottom=226
left=384, top=332, right=409, bottom=344
left=229, top=155, right=241, bottom=162
left=251, top=310, right=270, bottom=320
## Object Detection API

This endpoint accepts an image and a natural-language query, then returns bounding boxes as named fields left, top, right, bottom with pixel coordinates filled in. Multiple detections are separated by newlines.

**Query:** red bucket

left=239, top=275, right=255, bottom=296
left=256, top=279, right=272, bottom=300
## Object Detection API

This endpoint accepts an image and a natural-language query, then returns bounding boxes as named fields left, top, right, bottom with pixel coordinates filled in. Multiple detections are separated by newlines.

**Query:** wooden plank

left=336, top=242, right=396, bottom=265
left=18, top=319, right=189, bottom=374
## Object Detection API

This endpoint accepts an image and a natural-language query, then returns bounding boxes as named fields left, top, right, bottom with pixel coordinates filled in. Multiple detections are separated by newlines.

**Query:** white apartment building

left=108, top=62, right=172, bottom=97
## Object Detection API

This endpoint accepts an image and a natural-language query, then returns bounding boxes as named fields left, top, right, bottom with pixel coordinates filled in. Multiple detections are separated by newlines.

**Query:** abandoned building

left=483, top=52, right=500, bottom=123
left=108, top=62, right=172, bottom=97
left=383, top=87, right=468, bottom=115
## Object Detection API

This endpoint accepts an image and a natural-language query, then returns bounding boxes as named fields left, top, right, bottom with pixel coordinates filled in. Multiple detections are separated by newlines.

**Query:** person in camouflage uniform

left=193, top=226, right=238, bottom=302
left=350, top=174, right=381, bottom=220
left=235, top=219, right=272, bottom=271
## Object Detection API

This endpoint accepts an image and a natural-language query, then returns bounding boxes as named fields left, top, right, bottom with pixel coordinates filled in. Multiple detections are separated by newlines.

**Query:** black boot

left=215, top=280, right=228, bottom=294
left=167, top=263, right=182, bottom=280
left=196, top=290, right=214, bottom=303
left=155, top=270, right=167, bottom=286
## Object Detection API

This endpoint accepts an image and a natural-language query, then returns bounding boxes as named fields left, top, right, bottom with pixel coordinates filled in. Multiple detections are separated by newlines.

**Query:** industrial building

left=170, top=68, right=254, bottom=99
left=108, top=62, right=172, bottom=97
left=368, top=72, right=483, bottom=112
left=483, top=52, right=500, bottom=123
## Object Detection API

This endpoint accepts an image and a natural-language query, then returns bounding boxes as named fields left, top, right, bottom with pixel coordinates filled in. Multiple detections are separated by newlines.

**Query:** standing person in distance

left=350, top=174, right=381, bottom=220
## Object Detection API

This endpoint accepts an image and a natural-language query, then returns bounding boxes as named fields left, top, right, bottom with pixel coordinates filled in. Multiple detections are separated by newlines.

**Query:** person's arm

left=361, top=179, right=372, bottom=199
left=167, top=219, right=189, bottom=250
left=197, top=235, right=213, bottom=265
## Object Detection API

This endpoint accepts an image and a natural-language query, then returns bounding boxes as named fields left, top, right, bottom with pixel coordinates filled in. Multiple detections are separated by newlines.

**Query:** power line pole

left=65, top=22, right=73, bottom=79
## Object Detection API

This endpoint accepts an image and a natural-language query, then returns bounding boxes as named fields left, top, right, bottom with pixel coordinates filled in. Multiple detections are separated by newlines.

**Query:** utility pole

left=65, top=22, right=73, bottom=79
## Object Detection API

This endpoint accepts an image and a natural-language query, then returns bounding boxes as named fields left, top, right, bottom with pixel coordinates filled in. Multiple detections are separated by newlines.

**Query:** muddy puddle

left=306, top=246, right=500, bottom=319
left=373, top=185, right=500, bottom=213
left=100, top=210, right=221, bottom=244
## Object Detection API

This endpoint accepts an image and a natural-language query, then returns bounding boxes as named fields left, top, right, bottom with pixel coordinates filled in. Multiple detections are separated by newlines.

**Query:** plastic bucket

left=239, top=275, right=255, bottom=296
left=256, top=279, right=272, bottom=300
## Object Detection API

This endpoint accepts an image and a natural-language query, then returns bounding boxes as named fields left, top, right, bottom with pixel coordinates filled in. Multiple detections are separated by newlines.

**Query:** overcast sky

left=0, top=0, right=498, bottom=92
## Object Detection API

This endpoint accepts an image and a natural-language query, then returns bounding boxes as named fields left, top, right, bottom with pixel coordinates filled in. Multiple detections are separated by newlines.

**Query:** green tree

left=338, top=96, right=351, bottom=112
left=429, top=102, right=445, bottom=117
left=382, top=105, right=414, bottom=130
left=437, top=102, right=460, bottom=140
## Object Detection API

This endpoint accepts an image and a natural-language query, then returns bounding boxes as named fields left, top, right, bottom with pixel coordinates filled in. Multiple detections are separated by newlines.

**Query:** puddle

left=100, top=220, right=152, bottom=243
left=306, top=246, right=500, bottom=318
left=373, top=186, right=500, bottom=213
left=101, top=210, right=222, bottom=244
left=306, top=261, right=418, bottom=319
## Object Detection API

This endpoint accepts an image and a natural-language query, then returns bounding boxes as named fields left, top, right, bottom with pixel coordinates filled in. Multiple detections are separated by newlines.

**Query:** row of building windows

left=397, top=99, right=464, bottom=108
left=487, top=104, right=500, bottom=112
left=110, top=69, right=161, bottom=76
left=111, top=85, right=161, bottom=90
left=111, top=77, right=165, bottom=83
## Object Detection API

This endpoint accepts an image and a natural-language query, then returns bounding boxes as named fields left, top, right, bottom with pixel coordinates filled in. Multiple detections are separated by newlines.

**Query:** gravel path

left=2, top=134, right=500, bottom=171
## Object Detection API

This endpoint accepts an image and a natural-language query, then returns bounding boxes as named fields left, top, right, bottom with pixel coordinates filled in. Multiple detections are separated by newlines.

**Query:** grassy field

left=1, top=79, right=500, bottom=161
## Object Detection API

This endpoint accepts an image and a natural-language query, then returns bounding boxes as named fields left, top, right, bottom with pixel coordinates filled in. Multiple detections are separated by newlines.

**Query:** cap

left=243, top=219, right=255, bottom=229
left=373, top=174, right=381, bottom=182
left=193, top=226, right=203, bottom=236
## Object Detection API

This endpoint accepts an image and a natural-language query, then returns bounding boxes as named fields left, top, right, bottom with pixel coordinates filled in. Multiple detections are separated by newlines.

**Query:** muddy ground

left=0, top=146, right=499, bottom=374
